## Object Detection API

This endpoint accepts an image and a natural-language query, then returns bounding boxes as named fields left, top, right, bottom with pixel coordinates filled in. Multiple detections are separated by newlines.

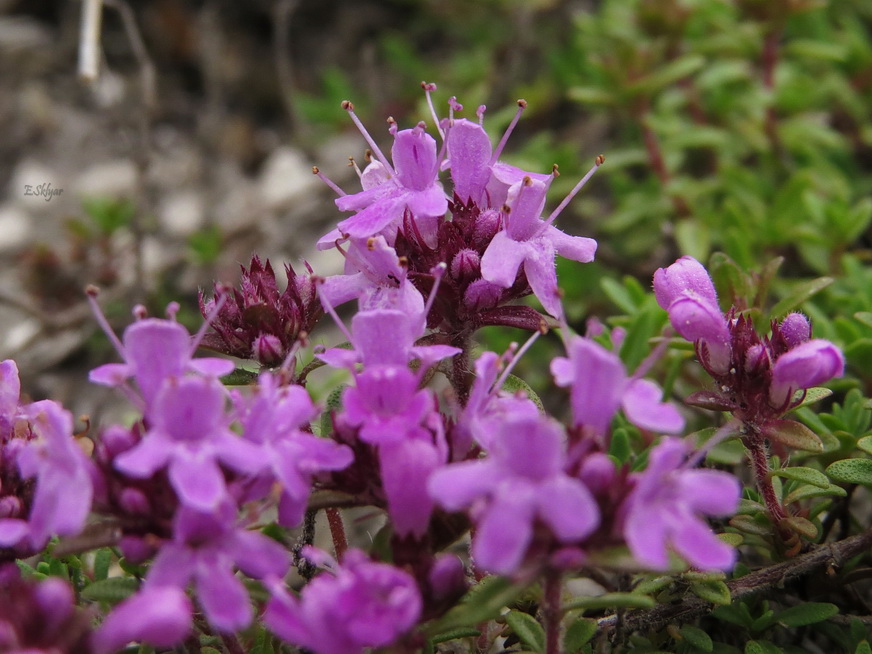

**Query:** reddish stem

left=325, top=507, right=347, bottom=558
left=747, top=430, right=787, bottom=524
left=543, top=571, right=563, bottom=654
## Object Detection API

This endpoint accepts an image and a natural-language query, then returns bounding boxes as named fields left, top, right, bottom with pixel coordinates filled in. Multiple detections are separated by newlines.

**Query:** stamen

left=165, top=302, right=180, bottom=320
left=316, top=278, right=356, bottom=346
left=490, top=99, right=527, bottom=164
left=312, top=166, right=347, bottom=197
left=422, top=262, right=448, bottom=319
left=448, top=96, right=463, bottom=124
left=387, top=116, right=398, bottom=137
left=493, top=328, right=544, bottom=393
left=341, top=100, right=395, bottom=173
left=421, top=81, right=443, bottom=139
left=191, top=292, right=228, bottom=355
left=133, top=305, right=148, bottom=320
left=85, top=285, right=126, bottom=358
left=541, top=155, right=604, bottom=229
left=279, top=336, right=306, bottom=375
left=476, top=105, right=486, bottom=125
left=348, top=157, right=362, bottom=179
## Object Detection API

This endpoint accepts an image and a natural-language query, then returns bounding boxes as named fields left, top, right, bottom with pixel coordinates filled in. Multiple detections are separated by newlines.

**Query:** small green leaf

left=505, top=610, right=545, bottom=652
left=630, top=54, right=706, bottom=94
left=770, top=277, right=834, bottom=318
left=769, top=466, right=829, bottom=489
left=679, top=625, right=713, bottom=652
left=854, top=312, right=872, bottom=329
left=780, top=516, right=818, bottom=540
left=791, top=387, right=833, bottom=410
left=632, top=575, right=673, bottom=595
left=426, top=576, right=524, bottom=635
left=503, top=374, right=544, bottom=412
left=429, top=627, right=481, bottom=644
left=855, top=642, right=872, bottom=654
left=221, top=368, right=258, bottom=387
left=826, top=458, right=872, bottom=486
left=93, top=549, right=112, bottom=582
left=320, top=384, right=347, bottom=437
left=564, top=618, right=597, bottom=652
left=776, top=602, right=838, bottom=627
left=563, top=592, right=655, bottom=612
left=761, top=420, right=823, bottom=452
left=712, top=604, right=753, bottom=629
left=690, top=580, right=732, bottom=605
left=745, top=640, right=782, bottom=654
left=784, top=483, right=846, bottom=505
left=81, top=577, right=139, bottom=603
left=857, top=436, right=872, bottom=455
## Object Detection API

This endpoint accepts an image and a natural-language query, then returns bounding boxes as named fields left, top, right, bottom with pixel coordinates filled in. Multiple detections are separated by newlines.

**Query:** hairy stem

left=543, top=571, right=563, bottom=654
left=325, top=507, right=348, bottom=558
left=746, top=430, right=787, bottom=524
left=598, top=525, right=872, bottom=636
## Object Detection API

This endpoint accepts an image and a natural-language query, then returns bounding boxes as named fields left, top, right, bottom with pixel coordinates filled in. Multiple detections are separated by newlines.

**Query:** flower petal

left=480, top=231, right=530, bottom=288
left=621, top=379, right=684, bottom=434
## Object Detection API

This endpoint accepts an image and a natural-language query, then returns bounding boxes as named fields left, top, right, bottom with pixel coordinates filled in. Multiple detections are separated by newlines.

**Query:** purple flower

left=480, top=176, right=597, bottom=318
left=0, top=565, right=92, bottom=653
left=145, top=501, right=289, bottom=632
left=235, top=373, right=353, bottom=527
left=89, top=304, right=234, bottom=408
left=318, top=118, right=447, bottom=249
left=550, top=336, right=684, bottom=435
left=622, top=438, right=740, bottom=571
left=265, top=548, right=422, bottom=654
left=429, top=413, right=599, bottom=574
left=114, top=376, right=262, bottom=512
left=92, top=587, right=192, bottom=654
left=0, top=400, right=93, bottom=550
left=769, top=339, right=845, bottom=407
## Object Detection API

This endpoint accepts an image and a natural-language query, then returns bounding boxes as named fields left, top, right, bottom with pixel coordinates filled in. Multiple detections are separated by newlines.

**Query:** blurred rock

left=0, top=204, right=31, bottom=251
left=257, top=146, right=319, bottom=211
left=158, top=189, right=204, bottom=237
left=74, top=159, right=138, bottom=199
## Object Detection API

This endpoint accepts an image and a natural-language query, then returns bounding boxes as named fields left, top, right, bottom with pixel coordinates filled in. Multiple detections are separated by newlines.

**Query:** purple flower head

left=0, top=400, right=92, bottom=551
left=146, top=501, right=289, bottom=633
left=778, top=312, right=812, bottom=348
left=199, top=256, right=322, bottom=366
left=769, top=339, right=845, bottom=407
left=235, top=373, right=353, bottom=527
left=92, top=587, right=192, bottom=654
left=265, top=548, right=422, bottom=654
left=319, top=236, right=425, bottom=323
left=114, top=376, right=262, bottom=512
left=317, top=110, right=447, bottom=249
left=551, top=336, right=684, bottom=435
left=653, top=255, right=719, bottom=309
left=622, top=438, right=740, bottom=571
left=480, top=175, right=598, bottom=318
left=88, top=297, right=234, bottom=408
left=429, top=413, right=600, bottom=574
left=0, top=565, right=92, bottom=653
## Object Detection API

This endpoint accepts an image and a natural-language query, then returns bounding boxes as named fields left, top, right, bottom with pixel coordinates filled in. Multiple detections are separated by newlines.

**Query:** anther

left=312, top=166, right=346, bottom=197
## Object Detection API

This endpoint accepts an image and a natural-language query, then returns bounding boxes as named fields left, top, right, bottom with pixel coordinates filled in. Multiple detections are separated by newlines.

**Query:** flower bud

left=579, top=452, right=616, bottom=494
left=119, top=487, right=151, bottom=515
left=428, top=554, right=467, bottom=601
left=473, top=209, right=502, bottom=247
left=100, top=425, right=137, bottom=457
left=744, top=343, right=769, bottom=375
left=0, top=496, right=22, bottom=518
left=464, top=279, right=502, bottom=312
left=653, top=256, right=718, bottom=310
left=253, top=333, right=284, bottom=367
left=779, top=313, right=811, bottom=348
left=450, top=249, right=481, bottom=283
left=667, top=294, right=731, bottom=373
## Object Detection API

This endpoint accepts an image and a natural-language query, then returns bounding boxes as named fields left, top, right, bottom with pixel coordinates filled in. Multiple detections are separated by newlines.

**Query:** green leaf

left=857, top=436, right=872, bottom=455
left=93, top=549, right=112, bottom=582
left=675, top=220, right=711, bottom=263
left=630, top=54, right=706, bottom=94
left=776, top=602, right=838, bottom=627
left=855, top=642, right=872, bottom=654
left=780, top=516, right=818, bottom=540
left=221, top=368, right=258, bottom=387
left=503, top=374, right=544, bottom=412
left=505, top=610, right=545, bottom=652
left=855, top=312, right=872, bottom=329
left=745, top=640, right=782, bottom=654
left=563, top=592, right=655, bottom=612
left=791, top=387, right=833, bottom=410
left=769, top=466, right=829, bottom=489
left=426, top=576, right=524, bottom=635
left=784, top=483, right=846, bottom=505
left=81, top=577, right=139, bottom=604
left=712, top=604, right=753, bottom=629
left=680, top=625, right=713, bottom=652
left=429, top=627, right=481, bottom=644
left=690, top=580, right=731, bottom=605
left=320, top=384, right=347, bottom=437
left=826, top=458, right=872, bottom=486
left=770, top=277, right=834, bottom=319
left=761, top=420, right=823, bottom=452
left=564, top=618, right=598, bottom=652
left=601, top=277, right=637, bottom=314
